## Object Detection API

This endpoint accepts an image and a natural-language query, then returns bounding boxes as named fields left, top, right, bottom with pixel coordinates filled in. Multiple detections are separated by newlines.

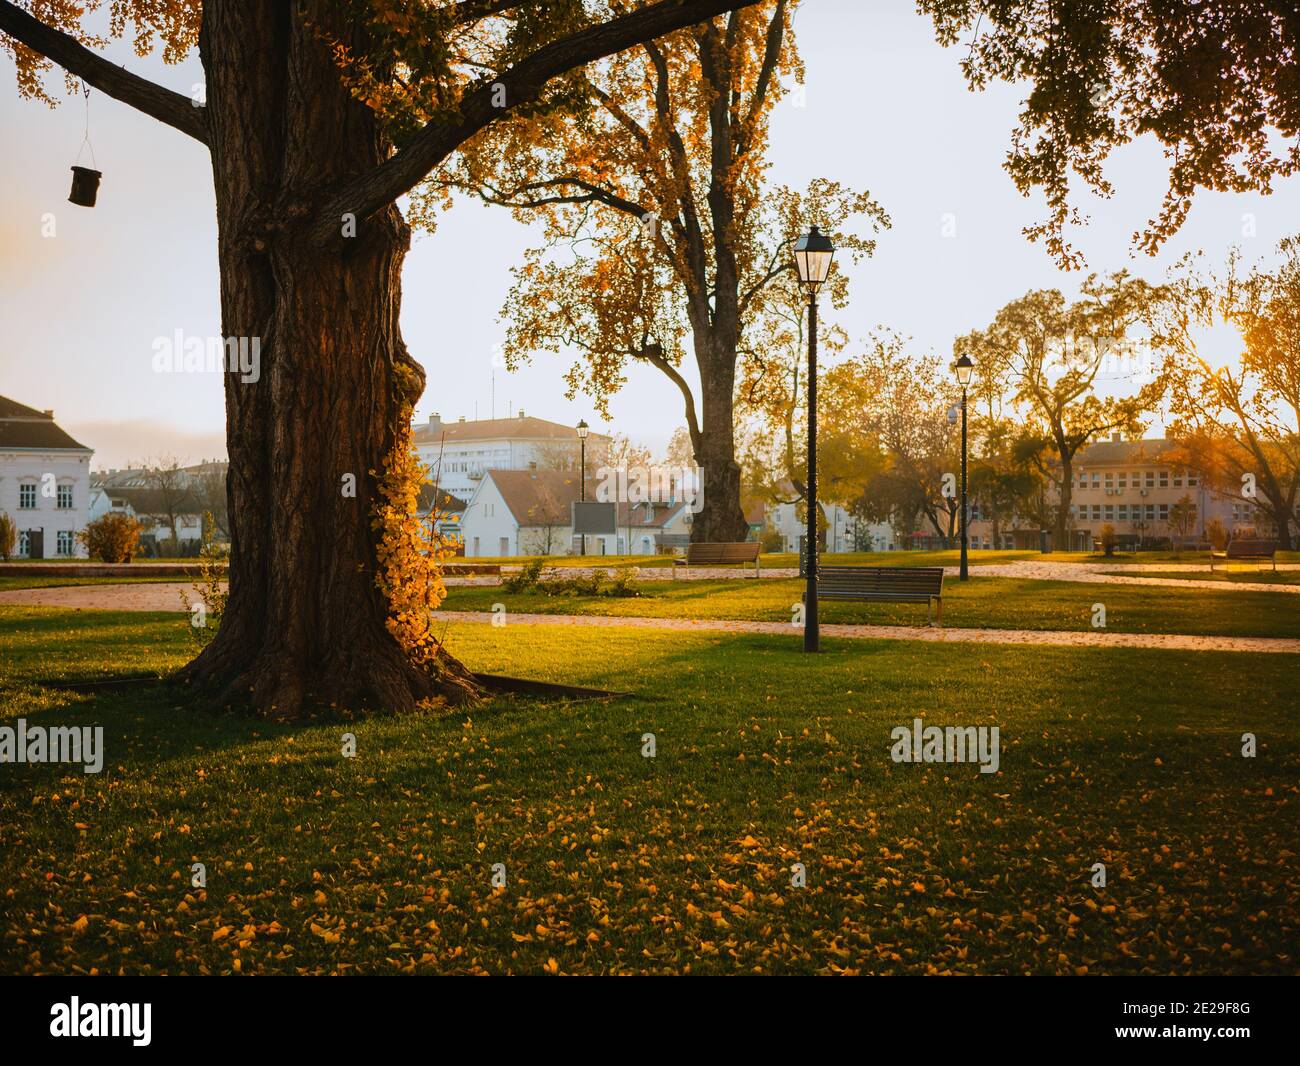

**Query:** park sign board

left=572, top=501, right=617, bottom=536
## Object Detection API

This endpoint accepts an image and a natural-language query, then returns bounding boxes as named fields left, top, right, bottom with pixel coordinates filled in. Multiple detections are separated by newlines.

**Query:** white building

left=0, top=396, right=94, bottom=558
left=461, top=469, right=692, bottom=557
left=769, top=498, right=895, bottom=553
left=412, top=411, right=609, bottom=505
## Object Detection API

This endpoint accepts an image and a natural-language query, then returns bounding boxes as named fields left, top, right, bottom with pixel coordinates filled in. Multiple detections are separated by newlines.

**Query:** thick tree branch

left=312, top=0, right=762, bottom=245
left=0, top=0, right=208, bottom=144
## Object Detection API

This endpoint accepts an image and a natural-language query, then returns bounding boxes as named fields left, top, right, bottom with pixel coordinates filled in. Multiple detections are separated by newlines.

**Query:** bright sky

left=2, top=0, right=1296, bottom=468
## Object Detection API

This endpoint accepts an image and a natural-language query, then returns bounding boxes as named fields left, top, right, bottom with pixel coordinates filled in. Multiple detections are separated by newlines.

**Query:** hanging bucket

left=68, top=165, right=102, bottom=208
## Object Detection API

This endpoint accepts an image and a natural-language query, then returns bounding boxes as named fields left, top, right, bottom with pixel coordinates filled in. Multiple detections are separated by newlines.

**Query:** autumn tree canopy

left=922, top=0, right=1300, bottom=268
left=421, top=0, right=886, bottom=541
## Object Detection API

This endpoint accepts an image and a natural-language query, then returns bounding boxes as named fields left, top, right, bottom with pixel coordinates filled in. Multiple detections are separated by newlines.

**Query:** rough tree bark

left=175, top=2, right=470, bottom=716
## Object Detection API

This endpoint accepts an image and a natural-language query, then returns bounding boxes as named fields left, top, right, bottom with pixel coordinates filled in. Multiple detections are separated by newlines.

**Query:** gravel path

left=434, top=610, right=1300, bottom=654
left=2, top=581, right=1294, bottom=654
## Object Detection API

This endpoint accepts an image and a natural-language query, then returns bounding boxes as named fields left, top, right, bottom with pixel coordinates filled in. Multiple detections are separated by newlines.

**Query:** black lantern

left=68, top=165, right=101, bottom=208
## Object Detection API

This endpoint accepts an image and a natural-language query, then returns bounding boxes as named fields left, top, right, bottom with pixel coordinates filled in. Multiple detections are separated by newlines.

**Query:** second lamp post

left=794, top=225, right=835, bottom=652
left=954, top=353, right=974, bottom=581
left=576, top=419, right=589, bottom=556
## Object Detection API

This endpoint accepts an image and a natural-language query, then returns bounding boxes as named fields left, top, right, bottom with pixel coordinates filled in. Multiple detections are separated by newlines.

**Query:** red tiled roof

left=0, top=395, right=91, bottom=451
left=413, top=415, right=610, bottom=446
left=487, top=469, right=685, bottom=528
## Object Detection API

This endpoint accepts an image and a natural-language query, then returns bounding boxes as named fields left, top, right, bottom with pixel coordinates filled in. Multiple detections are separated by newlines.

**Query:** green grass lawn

left=0, top=605, right=1296, bottom=976
left=442, top=574, right=1300, bottom=639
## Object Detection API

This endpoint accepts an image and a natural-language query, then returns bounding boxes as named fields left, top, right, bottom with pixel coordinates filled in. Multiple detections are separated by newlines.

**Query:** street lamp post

left=794, top=225, right=835, bottom=653
left=576, top=419, right=589, bottom=556
left=954, top=353, right=974, bottom=581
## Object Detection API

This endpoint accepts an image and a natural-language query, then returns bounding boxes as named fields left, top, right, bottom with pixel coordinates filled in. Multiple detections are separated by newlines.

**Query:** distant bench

left=807, top=566, right=946, bottom=626
left=673, top=541, right=762, bottom=576
left=1211, top=540, right=1278, bottom=571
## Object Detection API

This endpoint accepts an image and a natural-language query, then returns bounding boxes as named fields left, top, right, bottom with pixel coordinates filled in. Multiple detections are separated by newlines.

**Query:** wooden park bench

left=807, top=566, right=946, bottom=626
left=1210, top=539, right=1278, bottom=571
left=673, top=541, right=762, bottom=577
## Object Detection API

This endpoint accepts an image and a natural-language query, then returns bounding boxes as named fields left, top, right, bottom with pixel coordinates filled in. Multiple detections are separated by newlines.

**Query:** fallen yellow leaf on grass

left=543, top=957, right=559, bottom=974
left=71, top=915, right=88, bottom=933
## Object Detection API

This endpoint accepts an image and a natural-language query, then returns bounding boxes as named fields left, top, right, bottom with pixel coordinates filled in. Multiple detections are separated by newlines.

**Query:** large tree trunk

left=175, top=1, right=476, bottom=718
left=691, top=348, right=749, bottom=543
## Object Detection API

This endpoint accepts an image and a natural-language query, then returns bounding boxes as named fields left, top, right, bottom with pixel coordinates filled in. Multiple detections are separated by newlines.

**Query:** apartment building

left=967, top=436, right=1244, bottom=550
left=411, top=411, right=610, bottom=505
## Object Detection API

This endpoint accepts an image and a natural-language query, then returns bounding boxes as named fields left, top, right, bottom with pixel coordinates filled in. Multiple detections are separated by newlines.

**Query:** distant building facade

left=0, top=396, right=93, bottom=558
left=412, top=411, right=610, bottom=505
left=966, top=437, right=1251, bottom=550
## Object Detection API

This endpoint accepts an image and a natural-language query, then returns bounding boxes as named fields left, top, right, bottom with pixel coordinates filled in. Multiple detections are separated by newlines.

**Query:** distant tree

left=79, top=513, right=143, bottom=564
left=193, top=465, right=230, bottom=540
left=1152, top=240, right=1300, bottom=549
left=959, top=273, right=1161, bottom=547
left=135, top=456, right=191, bottom=548
left=429, top=0, right=887, bottom=542
left=0, top=511, right=15, bottom=561
left=1168, top=494, right=1198, bottom=551
left=833, top=337, right=962, bottom=544
left=922, top=0, right=1300, bottom=268
left=1098, top=522, right=1118, bottom=557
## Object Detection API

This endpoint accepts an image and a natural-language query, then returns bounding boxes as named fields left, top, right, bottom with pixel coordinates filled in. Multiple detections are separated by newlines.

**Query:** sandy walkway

left=433, top=611, right=1299, bottom=654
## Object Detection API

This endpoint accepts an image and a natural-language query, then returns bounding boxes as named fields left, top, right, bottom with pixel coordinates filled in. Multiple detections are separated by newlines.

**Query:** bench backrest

left=684, top=541, right=761, bottom=564
left=819, top=565, right=944, bottom=596
left=1226, top=540, right=1277, bottom=558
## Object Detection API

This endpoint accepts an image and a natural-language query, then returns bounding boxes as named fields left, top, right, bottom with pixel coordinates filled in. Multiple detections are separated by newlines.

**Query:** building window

left=1104, top=505, right=1113, bottom=520
left=1091, top=473, right=1100, bottom=488
left=1104, top=473, right=1113, bottom=489
left=1118, top=474, right=1127, bottom=489
left=19, top=483, right=37, bottom=509
left=1146, top=504, right=1156, bottom=521
left=1118, top=504, right=1128, bottom=521
left=1092, top=505, right=1102, bottom=521
left=1078, top=473, right=1088, bottom=489
left=56, top=530, right=74, bottom=556
left=1187, top=473, right=1198, bottom=487
left=1158, top=504, right=1169, bottom=521
left=57, top=484, right=73, bottom=509
left=1158, top=471, right=1169, bottom=488
left=1145, top=472, right=1155, bottom=488
left=18, top=531, right=29, bottom=556
left=1173, top=472, right=1183, bottom=487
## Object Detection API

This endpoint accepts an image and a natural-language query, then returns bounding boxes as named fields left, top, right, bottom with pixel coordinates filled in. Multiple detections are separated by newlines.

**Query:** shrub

left=78, top=512, right=143, bottom=562
left=0, top=511, right=15, bottom=561
left=1099, top=523, right=1118, bottom=557
left=502, top=559, right=545, bottom=593
left=179, top=513, right=228, bottom=646
left=1206, top=517, right=1229, bottom=551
